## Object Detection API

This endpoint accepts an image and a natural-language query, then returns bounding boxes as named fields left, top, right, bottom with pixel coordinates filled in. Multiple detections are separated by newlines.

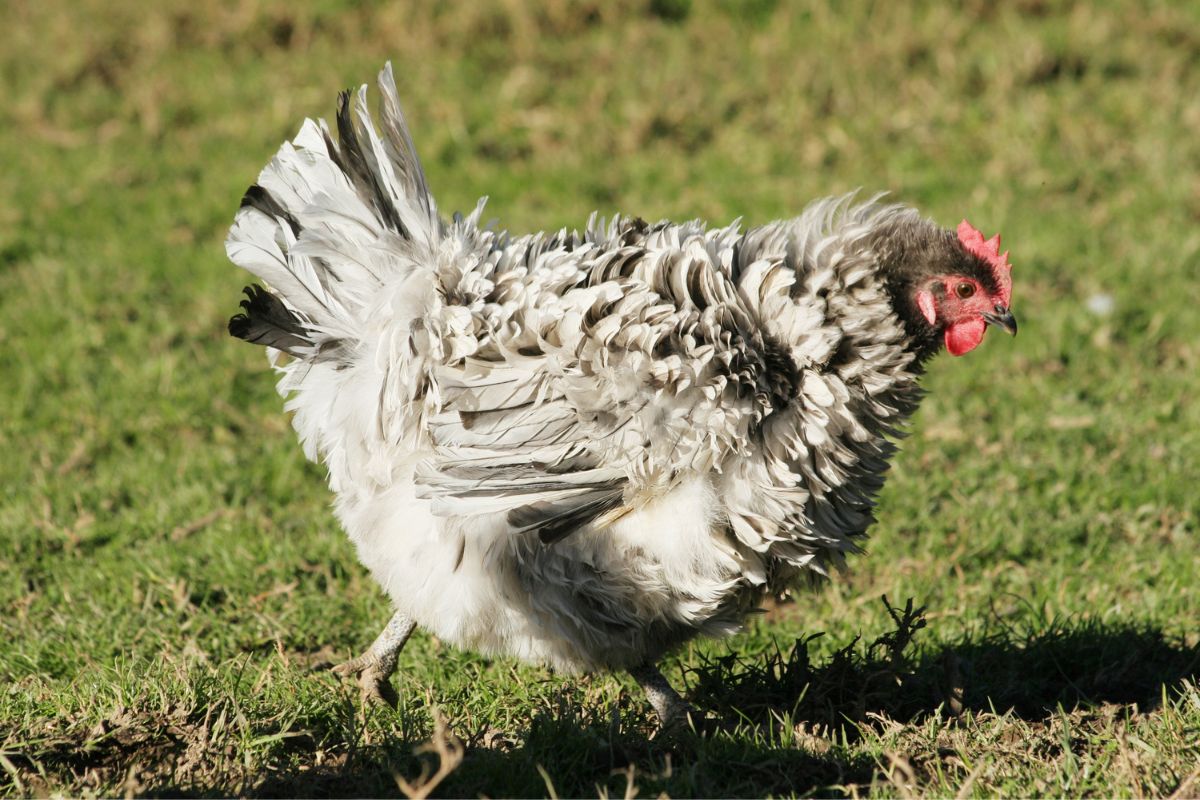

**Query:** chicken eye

left=955, top=282, right=976, bottom=299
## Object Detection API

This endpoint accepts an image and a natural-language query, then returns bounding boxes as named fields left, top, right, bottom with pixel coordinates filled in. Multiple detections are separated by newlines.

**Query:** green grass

left=2, top=0, right=1199, bottom=796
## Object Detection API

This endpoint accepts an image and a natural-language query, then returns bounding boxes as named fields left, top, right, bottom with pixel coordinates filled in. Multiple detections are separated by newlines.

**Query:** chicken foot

left=332, top=610, right=416, bottom=707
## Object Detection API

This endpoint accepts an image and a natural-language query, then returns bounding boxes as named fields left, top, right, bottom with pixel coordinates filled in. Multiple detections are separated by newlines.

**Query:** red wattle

left=945, top=317, right=986, bottom=356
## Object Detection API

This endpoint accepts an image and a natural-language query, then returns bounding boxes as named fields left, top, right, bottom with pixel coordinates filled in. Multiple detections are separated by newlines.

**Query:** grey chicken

left=227, top=64, right=1017, bottom=724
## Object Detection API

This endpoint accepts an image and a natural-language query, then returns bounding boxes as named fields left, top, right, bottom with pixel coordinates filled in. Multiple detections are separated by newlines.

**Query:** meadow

left=2, top=0, right=1199, bottom=796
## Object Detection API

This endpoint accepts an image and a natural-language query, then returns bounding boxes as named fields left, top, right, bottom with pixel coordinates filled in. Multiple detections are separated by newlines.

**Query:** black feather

left=761, top=334, right=800, bottom=411
left=537, top=492, right=624, bottom=545
left=504, top=489, right=625, bottom=545
left=335, top=91, right=409, bottom=238
left=240, top=185, right=301, bottom=236
left=228, top=284, right=312, bottom=354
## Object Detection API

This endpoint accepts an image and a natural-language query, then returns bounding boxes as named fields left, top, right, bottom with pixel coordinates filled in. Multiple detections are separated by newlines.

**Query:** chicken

left=226, top=64, right=1017, bottom=724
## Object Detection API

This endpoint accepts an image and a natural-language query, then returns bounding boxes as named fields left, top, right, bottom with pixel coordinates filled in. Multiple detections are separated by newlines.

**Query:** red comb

left=957, top=220, right=1012, bottom=306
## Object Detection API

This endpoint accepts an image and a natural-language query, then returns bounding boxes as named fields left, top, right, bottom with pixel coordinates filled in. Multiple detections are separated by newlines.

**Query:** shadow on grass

left=243, top=723, right=879, bottom=798
left=239, top=701, right=881, bottom=799
left=17, top=603, right=1197, bottom=798
left=685, top=598, right=1200, bottom=732
left=246, top=601, right=1200, bottom=798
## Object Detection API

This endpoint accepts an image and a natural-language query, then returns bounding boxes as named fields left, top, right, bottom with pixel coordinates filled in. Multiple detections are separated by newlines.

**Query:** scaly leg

left=629, top=663, right=694, bottom=727
left=332, top=610, right=417, bottom=707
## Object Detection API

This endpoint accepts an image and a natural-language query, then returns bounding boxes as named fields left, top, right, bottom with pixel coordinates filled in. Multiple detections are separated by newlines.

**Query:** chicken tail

left=226, top=62, right=442, bottom=361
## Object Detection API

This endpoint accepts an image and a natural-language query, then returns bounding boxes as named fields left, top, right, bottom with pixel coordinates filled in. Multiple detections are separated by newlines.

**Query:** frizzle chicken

left=227, top=65, right=1017, bottom=724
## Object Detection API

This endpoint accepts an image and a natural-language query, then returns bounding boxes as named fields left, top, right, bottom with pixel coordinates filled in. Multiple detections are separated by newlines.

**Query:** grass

left=2, top=0, right=1199, bottom=796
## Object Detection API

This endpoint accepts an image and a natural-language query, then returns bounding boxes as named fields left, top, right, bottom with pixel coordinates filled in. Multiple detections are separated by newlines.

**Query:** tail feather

left=332, top=88, right=411, bottom=238
left=228, top=284, right=314, bottom=356
left=375, top=63, right=440, bottom=239
left=226, top=206, right=348, bottom=328
left=226, top=62, right=441, bottom=361
left=240, top=184, right=301, bottom=236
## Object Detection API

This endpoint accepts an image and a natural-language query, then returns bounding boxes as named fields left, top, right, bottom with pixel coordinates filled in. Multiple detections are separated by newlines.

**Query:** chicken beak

left=983, top=305, right=1018, bottom=336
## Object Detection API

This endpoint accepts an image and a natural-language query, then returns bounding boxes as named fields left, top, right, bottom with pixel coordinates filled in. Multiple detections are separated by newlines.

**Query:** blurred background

left=2, top=0, right=1198, bottom=796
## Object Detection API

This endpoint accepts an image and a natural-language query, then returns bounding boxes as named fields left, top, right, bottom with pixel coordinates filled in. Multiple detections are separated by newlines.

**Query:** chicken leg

left=333, top=610, right=416, bottom=707
left=629, top=663, right=695, bottom=727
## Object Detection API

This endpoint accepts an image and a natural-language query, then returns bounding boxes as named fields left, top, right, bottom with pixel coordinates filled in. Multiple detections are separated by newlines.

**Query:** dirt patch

left=1, top=704, right=246, bottom=796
